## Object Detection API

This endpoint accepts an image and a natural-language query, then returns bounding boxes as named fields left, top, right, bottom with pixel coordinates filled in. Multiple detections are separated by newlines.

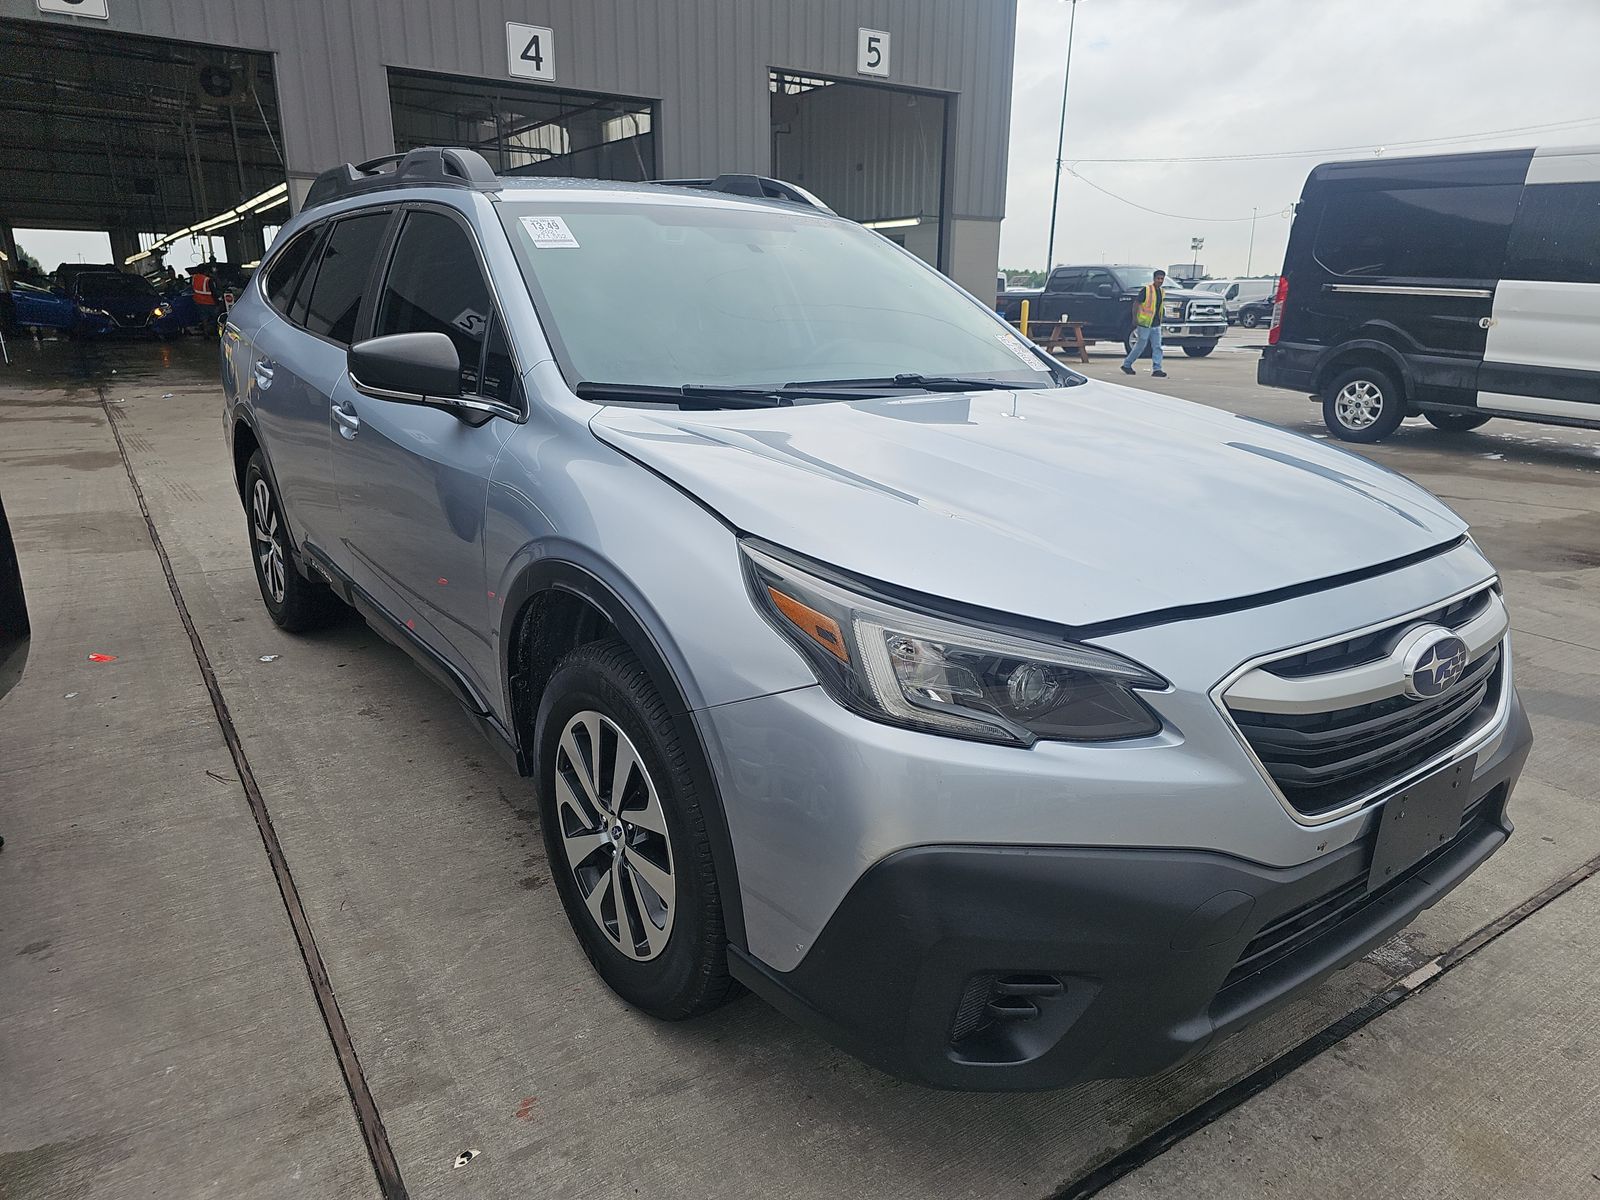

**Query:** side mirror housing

left=1094, top=283, right=1114, bottom=298
left=349, top=332, right=461, bottom=400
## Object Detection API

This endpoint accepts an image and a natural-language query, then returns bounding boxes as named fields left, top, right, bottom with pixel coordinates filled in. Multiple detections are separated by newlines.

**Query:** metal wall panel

left=0, top=0, right=1014, bottom=220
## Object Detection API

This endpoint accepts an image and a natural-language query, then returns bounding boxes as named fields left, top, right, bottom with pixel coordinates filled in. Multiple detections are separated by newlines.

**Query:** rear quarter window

left=1312, top=184, right=1521, bottom=280
left=1503, top=181, right=1600, bottom=284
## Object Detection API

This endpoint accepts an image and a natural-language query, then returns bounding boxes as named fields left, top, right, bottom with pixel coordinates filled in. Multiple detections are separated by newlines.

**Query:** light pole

left=1246, top=207, right=1257, bottom=276
left=1044, top=0, right=1081, bottom=273
left=1190, top=236, right=1204, bottom=279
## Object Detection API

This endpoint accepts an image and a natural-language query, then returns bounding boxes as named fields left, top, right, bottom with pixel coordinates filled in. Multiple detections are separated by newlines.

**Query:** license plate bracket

left=1367, top=756, right=1474, bottom=894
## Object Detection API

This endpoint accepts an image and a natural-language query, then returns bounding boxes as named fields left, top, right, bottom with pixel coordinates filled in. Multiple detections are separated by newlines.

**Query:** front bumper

left=731, top=691, right=1530, bottom=1090
left=1161, top=323, right=1225, bottom=343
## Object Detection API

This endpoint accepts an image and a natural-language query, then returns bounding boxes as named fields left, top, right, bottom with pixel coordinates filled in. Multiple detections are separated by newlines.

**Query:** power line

left=1066, top=114, right=1600, bottom=165
left=1063, top=167, right=1290, bottom=223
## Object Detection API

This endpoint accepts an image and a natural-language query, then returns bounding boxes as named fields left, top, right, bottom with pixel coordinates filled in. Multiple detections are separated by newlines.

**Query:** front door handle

left=332, top=400, right=361, bottom=439
left=252, top=360, right=275, bottom=389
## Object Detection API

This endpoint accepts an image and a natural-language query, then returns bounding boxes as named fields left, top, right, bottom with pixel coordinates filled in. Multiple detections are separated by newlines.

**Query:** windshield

left=498, top=200, right=1057, bottom=392
left=1109, top=267, right=1166, bottom=291
left=77, top=273, right=156, bottom=297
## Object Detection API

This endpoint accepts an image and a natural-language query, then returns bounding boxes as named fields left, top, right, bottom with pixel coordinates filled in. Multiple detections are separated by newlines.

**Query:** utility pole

left=1247, top=207, right=1257, bottom=276
left=1044, top=0, right=1081, bottom=273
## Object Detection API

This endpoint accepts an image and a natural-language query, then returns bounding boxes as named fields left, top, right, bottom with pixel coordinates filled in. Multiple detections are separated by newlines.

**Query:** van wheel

left=1323, top=366, right=1405, bottom=443
left=243, top=452, right=344, bottom=632
left=1184, top=342, right=1217, bottom=358
left=1423, top=410, right=1491, bottom=433
left=536, top=639, right=733, bottom=1020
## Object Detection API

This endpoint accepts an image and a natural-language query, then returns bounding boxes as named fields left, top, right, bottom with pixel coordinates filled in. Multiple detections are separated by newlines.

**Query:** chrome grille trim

left=1212, top=580, right=1513, bottom=827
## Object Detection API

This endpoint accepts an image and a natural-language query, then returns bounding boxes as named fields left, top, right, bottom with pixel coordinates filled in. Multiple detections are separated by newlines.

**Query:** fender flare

left=1313, top=334, right=1415, bottom=396
left=499, top=557, right=749, bottom=952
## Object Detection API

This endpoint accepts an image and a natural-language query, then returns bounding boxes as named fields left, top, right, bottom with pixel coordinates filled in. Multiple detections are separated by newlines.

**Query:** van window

left=1503, top=182, right=1600, bottom=285
left=1313, top=184, right=1521, bottom=280
left=375, top=209, right=492, bottom=395
left=301, top=212, right=390, bottom=345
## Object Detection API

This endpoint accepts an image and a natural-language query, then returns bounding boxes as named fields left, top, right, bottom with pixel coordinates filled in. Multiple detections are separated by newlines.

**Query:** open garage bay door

left=770, top=71, right=948, bottom=271
left=389, top=70, right=656, bottom=182
left=0, top=19, right=285, bottom=273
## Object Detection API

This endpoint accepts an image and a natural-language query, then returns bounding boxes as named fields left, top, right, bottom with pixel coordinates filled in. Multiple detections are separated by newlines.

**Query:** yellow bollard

left=1020, top=298, right=1030, bottom=339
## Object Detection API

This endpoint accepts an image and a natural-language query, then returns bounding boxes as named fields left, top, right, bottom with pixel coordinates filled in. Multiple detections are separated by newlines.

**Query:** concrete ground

left=0, top=327, right=1595, bottom=1199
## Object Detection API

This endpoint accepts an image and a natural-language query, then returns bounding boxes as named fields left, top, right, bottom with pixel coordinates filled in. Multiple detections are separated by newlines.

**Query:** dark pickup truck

left=997, top=263, right=1228, bottom=358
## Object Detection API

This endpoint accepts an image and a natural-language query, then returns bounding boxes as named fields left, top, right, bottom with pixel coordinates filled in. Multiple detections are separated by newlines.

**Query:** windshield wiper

left=784, top=372, right=1075, bottom=391
left=576, top=382, right=789, bottom=409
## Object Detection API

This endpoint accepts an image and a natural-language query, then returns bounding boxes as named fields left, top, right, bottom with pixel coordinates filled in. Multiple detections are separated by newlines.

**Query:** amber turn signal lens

left=767, top=586, right=849, bottom=664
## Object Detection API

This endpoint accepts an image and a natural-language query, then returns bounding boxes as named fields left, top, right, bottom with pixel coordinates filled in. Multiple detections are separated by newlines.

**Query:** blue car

left=70, top=271, right=182, bottom=338
left=3, top=279, right=111, bottom=336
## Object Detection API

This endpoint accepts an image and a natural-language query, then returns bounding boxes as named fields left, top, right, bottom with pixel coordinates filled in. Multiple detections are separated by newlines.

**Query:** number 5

left=865, top=35, right=881, bottom=68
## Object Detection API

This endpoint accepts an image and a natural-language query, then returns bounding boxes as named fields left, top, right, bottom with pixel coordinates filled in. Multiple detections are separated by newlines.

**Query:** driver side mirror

left=349, top=332, right=462, bottom=401
left=1094, top=282, right=1114, bottom=298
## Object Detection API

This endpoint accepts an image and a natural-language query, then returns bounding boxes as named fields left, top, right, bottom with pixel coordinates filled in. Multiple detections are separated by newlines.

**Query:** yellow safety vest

left=1135, top=284, right=1162, bottom=328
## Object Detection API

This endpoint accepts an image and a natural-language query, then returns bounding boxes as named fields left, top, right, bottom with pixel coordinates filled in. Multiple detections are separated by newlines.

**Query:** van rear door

left=1478, top=148, right=1600, bottom=422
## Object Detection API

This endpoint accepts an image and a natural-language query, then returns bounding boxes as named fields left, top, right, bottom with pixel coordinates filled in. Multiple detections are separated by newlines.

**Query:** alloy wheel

left=553, top=710, right=676, bottom=961
left=252, top=477, right=287, bottom=604
left=1333, top=379, right=1385, bottom=430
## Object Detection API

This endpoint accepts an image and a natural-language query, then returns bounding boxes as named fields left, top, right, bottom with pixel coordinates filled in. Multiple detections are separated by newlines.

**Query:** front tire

left=243, top=452, right=343, bottom=632
left=536, top=639, right=733, bottom=1020
left=1322, top=365, right=1406, bottom=443
left=1424, top=410, right=1491, bottom=433
left=1183, top=342, right=1217, bottom=358
left=1241, top=310, right=1261, bottom=329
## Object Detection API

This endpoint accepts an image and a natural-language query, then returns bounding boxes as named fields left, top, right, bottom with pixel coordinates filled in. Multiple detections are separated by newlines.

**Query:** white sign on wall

left=506, top=22, right=555, bottom=81
left=37, top=0, right=110, bottom=18
left=857, top=28, right=890, bottom=77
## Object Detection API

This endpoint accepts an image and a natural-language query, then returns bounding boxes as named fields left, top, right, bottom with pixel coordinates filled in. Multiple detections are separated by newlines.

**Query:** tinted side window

left=1081, top=269, right=1115, bottom=293
left=480, top=315, right=517, bottom=405
left=302, top=212, right=390, bottom=345
left=1046, top=269, right=1084, bottom=293
left=1312, top=184, right=1520, bottom=280
left=1503, top=182, right=1600, bottom=284
left=375, top=210, right=492, bottom=395
left=264, top=227, right=319, bottom=313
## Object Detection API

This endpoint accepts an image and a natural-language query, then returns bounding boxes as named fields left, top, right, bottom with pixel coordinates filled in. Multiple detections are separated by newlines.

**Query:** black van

left=1258, top=144, right=1600, bottom=442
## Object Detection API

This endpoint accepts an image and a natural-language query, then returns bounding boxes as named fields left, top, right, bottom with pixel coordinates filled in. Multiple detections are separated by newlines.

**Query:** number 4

left=520, top=34, right=543, bottom=70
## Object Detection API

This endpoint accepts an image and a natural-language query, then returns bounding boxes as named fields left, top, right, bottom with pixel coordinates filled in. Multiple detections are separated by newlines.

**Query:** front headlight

left=742, top=543, right=1166, bottom=746
left=153, top=304, right=170, bottom=317
left=82, top=307, right=110, bottom=318
left=1164, top=301, right=1183, bottom=320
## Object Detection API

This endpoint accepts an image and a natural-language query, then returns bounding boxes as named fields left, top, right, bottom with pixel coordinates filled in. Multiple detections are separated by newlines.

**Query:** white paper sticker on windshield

left=519, top=215, right=580, bottom=248
left=998, top=331, right=1051, bottom=371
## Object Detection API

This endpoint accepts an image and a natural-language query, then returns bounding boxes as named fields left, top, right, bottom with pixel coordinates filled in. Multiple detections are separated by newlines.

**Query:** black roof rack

left=303, top=146, right=500, bottom=210
left=650, top=174, right=833, bottom=213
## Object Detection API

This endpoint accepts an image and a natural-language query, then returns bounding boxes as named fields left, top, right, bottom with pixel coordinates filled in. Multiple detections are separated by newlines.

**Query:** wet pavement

left=1, top=332, right=1596, bottom=1198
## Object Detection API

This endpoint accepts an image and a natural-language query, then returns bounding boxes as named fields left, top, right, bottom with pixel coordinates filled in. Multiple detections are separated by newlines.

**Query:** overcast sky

left=1000, top=0, right=1600, bottom=277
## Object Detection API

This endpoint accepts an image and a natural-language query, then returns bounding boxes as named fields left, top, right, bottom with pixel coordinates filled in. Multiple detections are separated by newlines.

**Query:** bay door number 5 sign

left=507, top=22, right=555, bottom=81
left=857, top=28, right=890, bottom=77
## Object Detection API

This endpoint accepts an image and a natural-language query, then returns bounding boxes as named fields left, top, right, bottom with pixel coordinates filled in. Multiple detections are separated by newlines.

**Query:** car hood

left=589, top=381, right=1466, bottom=628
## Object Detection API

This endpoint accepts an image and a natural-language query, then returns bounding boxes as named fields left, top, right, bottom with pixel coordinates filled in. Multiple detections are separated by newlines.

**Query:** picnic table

left=1011, top=317, right=1093, bottom=364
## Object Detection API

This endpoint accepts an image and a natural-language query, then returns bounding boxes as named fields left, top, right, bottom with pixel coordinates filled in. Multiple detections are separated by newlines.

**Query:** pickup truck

left=997, top=263, right=1227, bottom=358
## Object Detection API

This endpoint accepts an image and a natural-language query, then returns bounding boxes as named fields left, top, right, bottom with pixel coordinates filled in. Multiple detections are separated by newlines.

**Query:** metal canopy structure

left=0, top=18, right=285, bottom=241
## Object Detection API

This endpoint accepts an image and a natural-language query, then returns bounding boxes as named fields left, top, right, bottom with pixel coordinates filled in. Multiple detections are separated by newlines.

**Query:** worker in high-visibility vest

left=1121, top=268, right=1168, bottom=378
left=191, top=264, right=216, bottom=309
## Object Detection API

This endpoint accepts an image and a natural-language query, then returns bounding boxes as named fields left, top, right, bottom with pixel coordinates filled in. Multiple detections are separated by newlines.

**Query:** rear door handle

left=252, top=359, right=275, bottom=388
left=332, top=400, right=361, bottom=439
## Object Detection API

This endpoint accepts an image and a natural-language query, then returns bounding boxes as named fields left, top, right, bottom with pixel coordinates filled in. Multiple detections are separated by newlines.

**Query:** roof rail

left=650, top=173, right=834, bottom=213
left=303, top=146, right=500, bottom=210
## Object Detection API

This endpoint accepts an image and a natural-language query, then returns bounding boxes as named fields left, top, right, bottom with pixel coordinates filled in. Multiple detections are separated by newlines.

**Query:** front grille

left=1232, top=648, right=1501, bottom=816
left=1220, top=786, right=1500, bottom=993
left=1267, top=589, right=1491, bottom=679
left=1186, top=300, right=1225, bottom=322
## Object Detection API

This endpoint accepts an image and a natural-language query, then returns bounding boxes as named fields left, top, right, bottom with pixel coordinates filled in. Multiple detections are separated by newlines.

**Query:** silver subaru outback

left=222, top=148, right=1531, bottom=1090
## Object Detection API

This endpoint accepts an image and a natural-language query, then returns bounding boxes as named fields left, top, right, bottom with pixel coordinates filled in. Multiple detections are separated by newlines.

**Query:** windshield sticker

left=998, top=331, right=1051, bottom=371
left=519, top=215, right=580, bottom=248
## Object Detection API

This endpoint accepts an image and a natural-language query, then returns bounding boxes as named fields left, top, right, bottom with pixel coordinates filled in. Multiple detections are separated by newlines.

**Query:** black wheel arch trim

left=1312, top=336, right=1413, bottom=395
left=233, top=414, right=314, bottom=582
left=499, top=556, right=748, bottom=952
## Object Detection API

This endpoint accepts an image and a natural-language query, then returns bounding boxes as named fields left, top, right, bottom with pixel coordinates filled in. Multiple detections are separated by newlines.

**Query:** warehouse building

left=0, top=0, right=1017, bottom=298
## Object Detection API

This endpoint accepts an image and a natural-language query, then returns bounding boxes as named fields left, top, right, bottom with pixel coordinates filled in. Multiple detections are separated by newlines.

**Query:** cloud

left=1000, top=0, right=1600, bottom=275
